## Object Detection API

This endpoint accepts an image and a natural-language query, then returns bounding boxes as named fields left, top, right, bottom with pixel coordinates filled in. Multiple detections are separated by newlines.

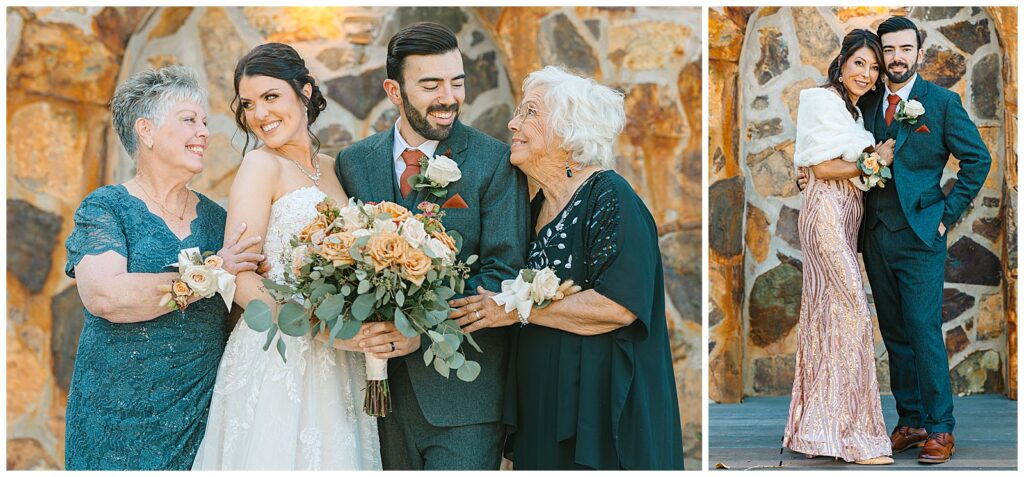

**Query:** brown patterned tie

left=399, top=149, right=425, bottom=198
left=884, top=94, right=900, bottom=127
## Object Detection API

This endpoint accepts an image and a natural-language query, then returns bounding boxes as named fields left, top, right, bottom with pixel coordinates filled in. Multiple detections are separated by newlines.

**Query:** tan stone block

left=621, top=83, right=686, bottom=227
left=146, top=54, right=179, bottom=69
left=243, top=7, right=351, bottom=43
left=978, top=126, right=1004, bottom=191
left=745, top=205, right=770, bottom=263
left=198, top=7, right=251, bottom=116
left=6, top=332, right=49, bottom=422
left=782, top=78, right=820, bottom=125
left=6, top=438, right=58, bottom=470
left=8, top=20, right=120, bottom=105
left=147, top=7, right=194, bottom=40
left=608, top=21, right=689, bottom=70
left=7, top=100, right=105, bottom=205
left=792, top=7, right=839, bottom=77
left=836, top=7, right=890, bottom=24
left=977, top=293, right=1005, bottom=341
left=487, top=7, right=554, bottom=98
left=710, top=332, right=743, bottom=403
left=709, top=8, right=743, bottom=61
left=709, top=60, right=739, bottom=181
left=747, top=140, right=799, bottom=198
left=760, top=7, right=782, bottom=18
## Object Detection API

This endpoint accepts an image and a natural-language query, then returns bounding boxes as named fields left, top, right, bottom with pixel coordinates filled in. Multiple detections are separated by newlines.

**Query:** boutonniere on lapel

left=408, top=149, right=462, bottom=199
left=894, top=97, right=925, bottom=125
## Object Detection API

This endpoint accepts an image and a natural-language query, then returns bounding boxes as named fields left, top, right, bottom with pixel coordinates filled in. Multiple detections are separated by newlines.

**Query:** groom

left=856, top=17, right=990, bottom=464
left=334, top=22, right=529, bottom=469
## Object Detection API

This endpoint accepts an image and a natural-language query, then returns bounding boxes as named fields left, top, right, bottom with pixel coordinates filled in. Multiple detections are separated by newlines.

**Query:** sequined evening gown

left=783, top=172, right=892, bottom=462
left=192, top=186, right=381, bottom=470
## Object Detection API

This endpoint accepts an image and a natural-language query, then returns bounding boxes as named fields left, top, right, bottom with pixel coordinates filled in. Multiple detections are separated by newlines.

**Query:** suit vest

left=865, top=108, right=910, bottom=231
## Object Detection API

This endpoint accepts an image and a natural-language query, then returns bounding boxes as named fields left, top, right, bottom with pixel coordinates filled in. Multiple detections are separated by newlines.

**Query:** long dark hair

left=232, top=43, right=328, bottom=155
left=824, top=29, right=884, bottom=120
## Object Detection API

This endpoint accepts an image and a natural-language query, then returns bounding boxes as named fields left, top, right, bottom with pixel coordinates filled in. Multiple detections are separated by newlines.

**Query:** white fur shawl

left=793, top=87, right=875, bottom=168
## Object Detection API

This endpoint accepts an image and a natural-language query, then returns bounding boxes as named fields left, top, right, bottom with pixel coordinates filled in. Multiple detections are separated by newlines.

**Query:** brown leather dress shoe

left=918, top=432, right=955, bottom=464
left=890, top=426, right=928, bottom=452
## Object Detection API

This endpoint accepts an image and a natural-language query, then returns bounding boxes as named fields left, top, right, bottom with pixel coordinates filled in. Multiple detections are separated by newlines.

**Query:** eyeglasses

left=512, top=104, right=547, bottom=124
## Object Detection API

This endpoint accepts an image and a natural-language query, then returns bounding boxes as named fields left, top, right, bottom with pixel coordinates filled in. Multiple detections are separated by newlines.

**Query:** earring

left=565, top=160, right=573, bottom=178
left=838, top=76, right=843, bottom=82
left=871, top=84, right=877, bottom=91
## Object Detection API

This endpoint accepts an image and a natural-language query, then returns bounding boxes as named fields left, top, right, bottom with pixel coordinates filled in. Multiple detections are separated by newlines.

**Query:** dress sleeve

left=65, top=191, right=128, bottom=278
left=585, top=175, right=657, bottom=343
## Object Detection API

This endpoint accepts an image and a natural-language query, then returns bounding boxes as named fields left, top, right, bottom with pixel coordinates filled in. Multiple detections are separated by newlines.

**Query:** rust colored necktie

left=884, top=94, right=901, bottom=127
left=399, top=149, right=425, bottom=198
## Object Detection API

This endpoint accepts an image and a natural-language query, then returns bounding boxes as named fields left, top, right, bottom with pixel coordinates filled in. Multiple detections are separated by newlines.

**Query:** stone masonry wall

left=6, top=7, right=702, bottom=469
left=709, top=6, right=1017, bottom=402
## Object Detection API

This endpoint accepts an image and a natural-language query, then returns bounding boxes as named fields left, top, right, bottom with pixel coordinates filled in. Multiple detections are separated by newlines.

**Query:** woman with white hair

left=63, top=65, right=260, bottom=469
left=449, top=66, right=684, bottom=469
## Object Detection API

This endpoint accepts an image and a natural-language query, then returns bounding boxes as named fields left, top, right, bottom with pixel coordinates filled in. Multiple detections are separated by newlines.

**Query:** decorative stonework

left=7, top=7, right=702, bottom=468
left=710, top=7, right=1014, bottom=401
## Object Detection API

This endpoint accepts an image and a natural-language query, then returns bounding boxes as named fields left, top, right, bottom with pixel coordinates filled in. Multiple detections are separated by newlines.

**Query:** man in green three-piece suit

left=334, top=22, right=529, bottom=470
left=857, top=16, right=991, bottom=465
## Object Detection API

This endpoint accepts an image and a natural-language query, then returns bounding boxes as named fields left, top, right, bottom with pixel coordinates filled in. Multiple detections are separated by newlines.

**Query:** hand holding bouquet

left=243, top=198, right=481, bottom=416
left=856, top=150, right=891, bottom=189
left=158, top=248, right=236, bottom=311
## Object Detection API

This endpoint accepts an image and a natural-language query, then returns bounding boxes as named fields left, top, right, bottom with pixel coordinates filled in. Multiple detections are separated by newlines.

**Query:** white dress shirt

left=391, top=118, right=439, bottom=181
left=881, top=73, right=919, bottom=117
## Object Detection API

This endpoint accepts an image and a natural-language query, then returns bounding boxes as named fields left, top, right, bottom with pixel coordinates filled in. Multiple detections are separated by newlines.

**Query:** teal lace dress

left=63, top=185, right=230, bottom=470
left=503, top=171, right=684, bottom=469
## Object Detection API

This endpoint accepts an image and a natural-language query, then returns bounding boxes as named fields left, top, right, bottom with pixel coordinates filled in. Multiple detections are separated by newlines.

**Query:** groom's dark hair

left=877, top=16, right=923, bottom=49
left=386, top=22, right=459, bottom=86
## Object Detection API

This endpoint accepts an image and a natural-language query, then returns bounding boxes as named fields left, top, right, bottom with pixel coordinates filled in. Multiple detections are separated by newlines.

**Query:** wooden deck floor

left=709, top=394, right=1017, bottom=471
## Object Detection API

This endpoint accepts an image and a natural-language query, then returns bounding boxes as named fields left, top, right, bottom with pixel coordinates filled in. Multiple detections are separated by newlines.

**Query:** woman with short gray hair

left=63, top=65, right=260, bottom=469
left=449, top=66, right=684, bottom=469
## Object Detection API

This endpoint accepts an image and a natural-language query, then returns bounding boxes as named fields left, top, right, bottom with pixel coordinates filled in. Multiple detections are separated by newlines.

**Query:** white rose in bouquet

left=425, top=236, right=455, bottom=264
left=373, top=217, right=398, bottom=234
left=400, top=218, right=427, bottom=248
left=182, top=266, right=217, bottom=297
left=529, top=268, right=560, bottom=303
left=338, top=200, right=365, bottom=230
left=424, top=155, right=462, bottom=186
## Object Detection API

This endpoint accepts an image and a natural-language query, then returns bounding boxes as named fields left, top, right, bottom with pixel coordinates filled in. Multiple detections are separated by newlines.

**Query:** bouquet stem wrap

left=363, top=354, right=390, bottom=417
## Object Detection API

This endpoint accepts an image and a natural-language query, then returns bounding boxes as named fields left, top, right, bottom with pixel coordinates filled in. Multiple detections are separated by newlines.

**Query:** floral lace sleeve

left=65, top=189, right=128, bottom=278
left=584, top=176, right=621, bottom=287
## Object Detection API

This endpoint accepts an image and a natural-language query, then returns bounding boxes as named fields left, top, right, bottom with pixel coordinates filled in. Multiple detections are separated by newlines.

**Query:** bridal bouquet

left=243, top=198, right=481, bottom=417
left=158, top=248, right=236, bottom=311
left=491, top=267, right=581, bottom=324
left=856, top=150, right=891, bottom=189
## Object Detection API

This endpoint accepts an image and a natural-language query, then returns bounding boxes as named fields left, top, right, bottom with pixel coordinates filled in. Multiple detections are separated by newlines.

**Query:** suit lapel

left=894, top=77, right=929, bottom=155
left=365, top=128, right=400, bottom=203
left=405, top=121, right=471, bottom=208
left=860, top=91, right=881, bottom=139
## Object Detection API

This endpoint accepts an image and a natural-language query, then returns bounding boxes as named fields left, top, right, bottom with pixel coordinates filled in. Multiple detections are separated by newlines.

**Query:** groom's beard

left=884, top=58, right=919, bottom=84
left=400, top=89, right=460, bottom=142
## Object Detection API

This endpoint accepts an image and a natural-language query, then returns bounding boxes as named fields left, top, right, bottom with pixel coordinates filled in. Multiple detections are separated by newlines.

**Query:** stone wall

left=709, top=7, right=1017, bottom=402
left=6, top=7, right=702, bottom=469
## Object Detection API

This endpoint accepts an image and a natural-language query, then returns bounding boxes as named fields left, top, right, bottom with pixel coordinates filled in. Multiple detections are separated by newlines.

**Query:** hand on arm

left=450, top=286, right=636, bottom=336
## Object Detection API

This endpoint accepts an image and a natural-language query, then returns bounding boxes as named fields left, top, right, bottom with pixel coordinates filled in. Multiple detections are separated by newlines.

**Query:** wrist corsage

left=855, top=149, right=891, bottom=190
left=490, top=268, right=582, bottom=325
left=158, top=247, right=236, bottom=311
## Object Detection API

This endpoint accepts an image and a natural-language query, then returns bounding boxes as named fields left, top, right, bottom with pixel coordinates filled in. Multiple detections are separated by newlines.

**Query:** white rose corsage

left=408, top=150, right=462, bottom=198
left=894, top=98, right=925, bottom=125
left=158, top=247, right=236, bottom=311
left=490, top=268, right=582, bottom=325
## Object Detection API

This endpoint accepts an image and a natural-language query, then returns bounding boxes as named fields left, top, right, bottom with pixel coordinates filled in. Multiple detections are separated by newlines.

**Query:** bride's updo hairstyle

left=825, top=29, right=884, bottom=120
left=231, top=42, right=328, bottom=155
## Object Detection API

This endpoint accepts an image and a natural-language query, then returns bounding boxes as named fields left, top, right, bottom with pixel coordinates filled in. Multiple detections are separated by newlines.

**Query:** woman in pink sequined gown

left=784, top=30, right=894, bottom=465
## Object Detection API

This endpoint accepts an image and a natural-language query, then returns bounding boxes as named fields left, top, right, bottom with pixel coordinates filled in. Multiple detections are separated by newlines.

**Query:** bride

left=784, top=29, right=895, bottom=465
left=192, top=43, right=380, bottom=470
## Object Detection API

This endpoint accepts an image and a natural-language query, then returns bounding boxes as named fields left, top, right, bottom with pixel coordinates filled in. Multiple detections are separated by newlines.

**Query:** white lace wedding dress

left=192, top=186, right=381, bottom=470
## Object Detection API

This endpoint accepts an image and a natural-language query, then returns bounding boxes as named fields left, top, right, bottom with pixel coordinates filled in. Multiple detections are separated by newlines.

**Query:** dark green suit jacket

left=859, top=76, right=991, bottom=245
left=335, top=120, right=529, bottom=427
